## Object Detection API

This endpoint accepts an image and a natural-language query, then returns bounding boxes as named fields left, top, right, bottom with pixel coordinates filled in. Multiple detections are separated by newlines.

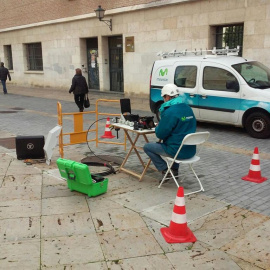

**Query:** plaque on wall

left=125, top=36, right=135, bottom=52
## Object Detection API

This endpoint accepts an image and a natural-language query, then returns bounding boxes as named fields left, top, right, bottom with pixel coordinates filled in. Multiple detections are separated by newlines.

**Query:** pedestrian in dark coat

left=0, top=62, right=11, bottom=94
left=69, top=68, right=89, bottom=112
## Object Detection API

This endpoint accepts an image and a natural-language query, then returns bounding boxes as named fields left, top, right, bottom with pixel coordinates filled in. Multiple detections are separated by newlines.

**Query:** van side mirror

left=226, top=80, right=239, bottom=92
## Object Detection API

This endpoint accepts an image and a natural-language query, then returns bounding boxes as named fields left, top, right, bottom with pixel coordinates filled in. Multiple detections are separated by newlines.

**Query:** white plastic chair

left=158, top=131, right=210, bottom=195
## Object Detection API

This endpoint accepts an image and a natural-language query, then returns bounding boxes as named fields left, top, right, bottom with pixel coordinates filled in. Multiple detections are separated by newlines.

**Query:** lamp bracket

left=100, top=18, right=112, bottom=31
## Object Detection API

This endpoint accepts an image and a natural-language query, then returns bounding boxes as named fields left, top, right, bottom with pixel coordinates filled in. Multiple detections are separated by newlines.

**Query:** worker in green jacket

left=144, top=84, right=197, bottom=181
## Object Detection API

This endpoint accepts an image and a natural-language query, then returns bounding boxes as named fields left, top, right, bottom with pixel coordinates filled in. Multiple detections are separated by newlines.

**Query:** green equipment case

left=56, top=158, right=108, bottom=197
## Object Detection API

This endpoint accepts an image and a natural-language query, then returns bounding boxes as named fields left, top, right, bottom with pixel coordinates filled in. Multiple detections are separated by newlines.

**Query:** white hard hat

left=161, top=84, right=179, bottom=97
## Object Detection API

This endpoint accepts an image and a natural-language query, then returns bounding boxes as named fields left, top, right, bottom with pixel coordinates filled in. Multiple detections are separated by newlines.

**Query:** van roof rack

left=157, top=46, right=240, bottom=59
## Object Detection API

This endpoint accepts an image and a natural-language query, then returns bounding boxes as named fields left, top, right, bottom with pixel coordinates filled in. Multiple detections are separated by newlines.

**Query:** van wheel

left=245, top=112, right=270, bottom=139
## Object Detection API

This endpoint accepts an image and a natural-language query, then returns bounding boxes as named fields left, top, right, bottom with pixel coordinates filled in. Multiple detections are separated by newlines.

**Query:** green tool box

left=57, top=158, right=75, bottom=179
left=56, top=158, right=108, bottom=197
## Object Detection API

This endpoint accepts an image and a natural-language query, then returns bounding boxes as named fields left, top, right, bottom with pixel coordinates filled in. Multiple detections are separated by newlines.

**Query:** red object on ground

left=242, top=147, right=267, bottom=183
left=160, top=186, right=197, bottom=243
left=101, top=117, right=115, bottom=139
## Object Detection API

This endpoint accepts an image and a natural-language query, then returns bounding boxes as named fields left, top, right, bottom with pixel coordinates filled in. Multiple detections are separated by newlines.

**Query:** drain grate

left=0, top=137, right=16, bottom=149
left=10, top=107, right=25, bottom=110
left=0, top=111, right=17, bottom=114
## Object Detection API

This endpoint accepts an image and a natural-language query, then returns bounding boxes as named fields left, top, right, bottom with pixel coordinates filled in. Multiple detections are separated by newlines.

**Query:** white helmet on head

left=161, top=84, right=179, bottom=97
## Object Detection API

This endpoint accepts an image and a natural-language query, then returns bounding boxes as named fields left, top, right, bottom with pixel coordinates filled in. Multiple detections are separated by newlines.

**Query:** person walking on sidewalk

left=0, top=62, right=11, bottom=94
left=144, top=84, right=196, bottom=182
left=69, top=68, right=89, bottom=112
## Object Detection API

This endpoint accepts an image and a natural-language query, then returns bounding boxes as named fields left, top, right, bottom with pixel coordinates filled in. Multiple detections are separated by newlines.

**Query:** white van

left=150, top=48, right=270, bottom=139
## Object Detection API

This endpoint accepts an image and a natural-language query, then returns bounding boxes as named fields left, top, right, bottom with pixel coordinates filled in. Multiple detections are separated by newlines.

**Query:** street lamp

left=94, top=5, right=112, bottom=31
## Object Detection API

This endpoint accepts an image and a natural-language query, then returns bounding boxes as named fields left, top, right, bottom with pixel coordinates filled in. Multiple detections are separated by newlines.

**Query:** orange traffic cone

left=242, top=147, right=267, bottom=183
left=101, top=117, right=115, bottom=139
left=160, top=187, right=197, bottom=243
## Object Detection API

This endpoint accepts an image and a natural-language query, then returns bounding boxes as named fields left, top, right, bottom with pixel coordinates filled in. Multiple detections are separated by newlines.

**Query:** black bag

left=84, top=94, right=90, bottom=108
left=139, top=116, right=156, bottom=129
left=16, top=136, right=45, bottom=160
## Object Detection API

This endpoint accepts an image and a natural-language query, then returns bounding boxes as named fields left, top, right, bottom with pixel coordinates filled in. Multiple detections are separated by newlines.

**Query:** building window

left=215, top=24, right=244, bottom=56
left=26, top=43, right=43, bottom=71
left=4, top=45, right=13, bottom=70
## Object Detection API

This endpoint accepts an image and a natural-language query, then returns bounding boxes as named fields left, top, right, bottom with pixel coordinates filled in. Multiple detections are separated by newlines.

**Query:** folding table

left=112, top=123, right=156, bottom=181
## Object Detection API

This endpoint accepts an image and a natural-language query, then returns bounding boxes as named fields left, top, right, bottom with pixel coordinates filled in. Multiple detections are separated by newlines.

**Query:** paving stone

left=87, top=197, right=125, bottom=211
left=101, top=172, right=157, bottom=197
left=98, top=227, right=163, bottom=261
left=91, top=205, right=146, bottom=232
left=0, top=156, right=11, bottom=175
left=44, top=168, right=63, bottom=181
left=2, top=174, right=42, bottom=187
left=0, top=217, right=40, bottom=242
left=0, top=239, right=40, bottom=269
left=0, top=152, right=13, bottom=161
left=166, top=248, right=241, bottom=270
left=41, top=212, right=95, bottom=238
left=222, top=219, right=270, bottom=269
left=41, top=261, right=108, bottom=269
left=0, top=185, right=41, bottom=201
left=0, top=199, right=41, bottom=219
left=42, top=195, right=89, bottom=216
left=0, top=175, right=3, bottom=187
left=42, top=172, right=66, bottom=186
left=42, top=183, right=81, bottom=199
left=41, top=234, right=104, bottom=268
left=141, top=194, right=227, bottom=226
left=108, top=254, right=174, bottom=269
left=108, top=184, right=181, bottom=213
left=6, top=159, right=42, bottom=175
left=192, top=206, right=269, bottom=249
left=228, top=254, right=263, bottom=270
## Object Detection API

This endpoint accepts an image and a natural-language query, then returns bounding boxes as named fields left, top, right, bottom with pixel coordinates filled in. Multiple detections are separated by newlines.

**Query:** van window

left=203, top=66, right=239, bottom=92
left=174, top=66, right=197, bottom=88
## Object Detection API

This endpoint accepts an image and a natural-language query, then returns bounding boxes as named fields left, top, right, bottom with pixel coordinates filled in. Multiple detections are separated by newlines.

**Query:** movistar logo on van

left=157, top=68, right=169, bottom=82
left=159, top=68, right=168, bottom=76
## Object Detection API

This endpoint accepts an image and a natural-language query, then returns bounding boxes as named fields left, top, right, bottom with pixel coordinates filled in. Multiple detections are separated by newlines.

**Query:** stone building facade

left=0, top=0, right=269, bottom=96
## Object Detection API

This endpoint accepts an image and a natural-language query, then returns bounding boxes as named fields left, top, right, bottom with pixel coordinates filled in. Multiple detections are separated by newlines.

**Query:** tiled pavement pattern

left=1, top=144, right=270, bottom=269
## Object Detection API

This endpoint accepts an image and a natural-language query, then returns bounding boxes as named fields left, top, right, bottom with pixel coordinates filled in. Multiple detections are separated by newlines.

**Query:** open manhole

left=0, top=137, right=16, bottom=149
left=81, top=155, right=124, bottom=175
left=81, top=155, right=124, bottom=166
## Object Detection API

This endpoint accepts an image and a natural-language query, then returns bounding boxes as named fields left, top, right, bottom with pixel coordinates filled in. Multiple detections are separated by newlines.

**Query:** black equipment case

left=16, top=136, right=45, bottom=160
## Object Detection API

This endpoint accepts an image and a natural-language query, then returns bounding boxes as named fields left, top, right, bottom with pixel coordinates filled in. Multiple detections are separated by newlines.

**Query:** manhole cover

left=0, top=137, right=16, bottom=149
left=81, top=155, right=123, bottom=165
left=10, top=107, right=25, bottom=110
left=0, top=111, right=17, bottom=114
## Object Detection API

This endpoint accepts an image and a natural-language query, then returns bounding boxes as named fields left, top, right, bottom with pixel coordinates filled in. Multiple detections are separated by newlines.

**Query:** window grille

left=27, top=43, right=43, bottom=71
left=215, top=24, right=244, bottom=56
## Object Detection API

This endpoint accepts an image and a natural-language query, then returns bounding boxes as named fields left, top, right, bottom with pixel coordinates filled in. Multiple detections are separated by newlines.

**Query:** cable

left=83, top=117, right=118, bottom=176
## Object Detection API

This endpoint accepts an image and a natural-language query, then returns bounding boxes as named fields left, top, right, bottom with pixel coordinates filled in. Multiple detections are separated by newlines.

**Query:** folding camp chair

left=158, top=131, right=210, bottom=195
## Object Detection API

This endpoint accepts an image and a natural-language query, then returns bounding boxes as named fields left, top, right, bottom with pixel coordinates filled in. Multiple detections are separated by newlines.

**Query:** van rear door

left=150, top=63, right=174, bottom=113
left=173, top=61, right=200, bottom=118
